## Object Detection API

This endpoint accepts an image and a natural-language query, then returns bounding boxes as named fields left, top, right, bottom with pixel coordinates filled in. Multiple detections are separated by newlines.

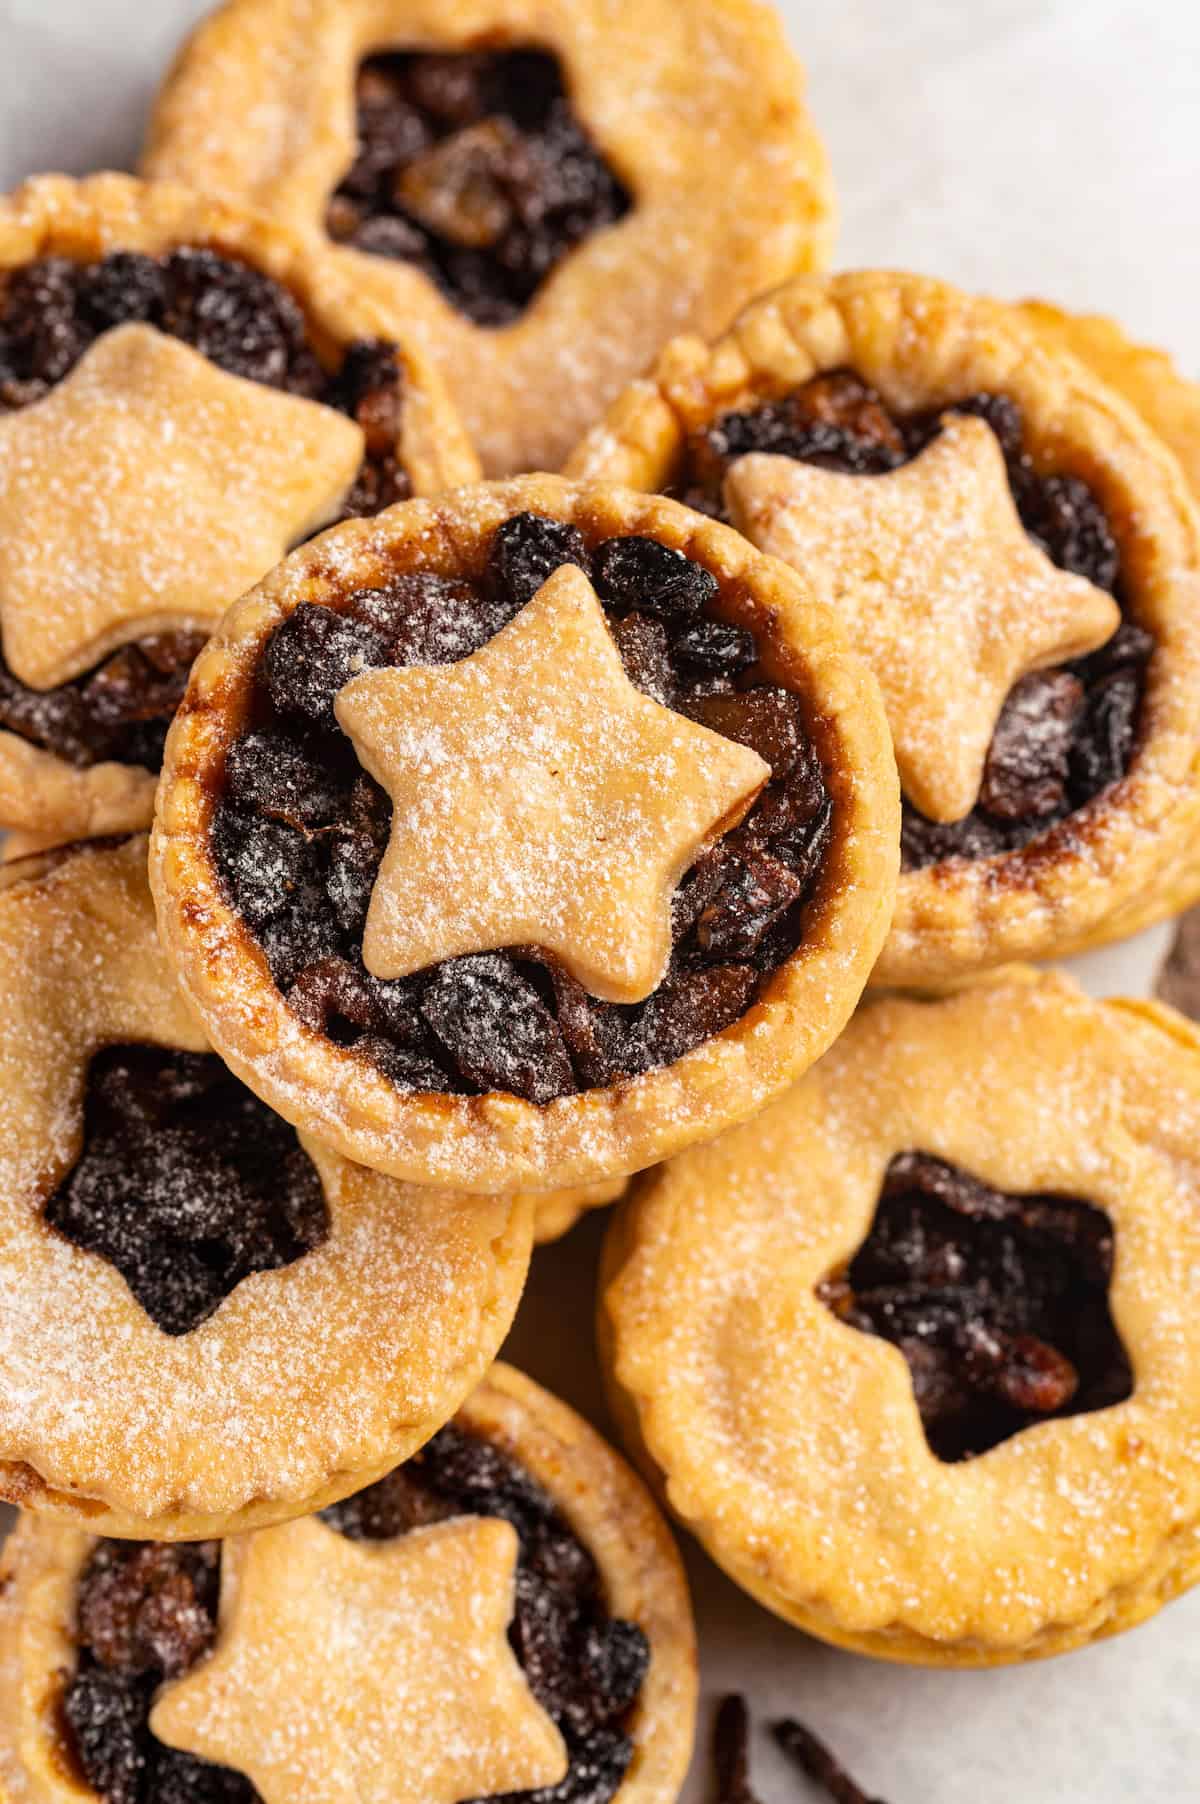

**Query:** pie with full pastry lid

left=600, top=969, right=1200, bottom=1667
left=567, top=270, right=1200, bottom=987
left=150, top=475, right=899, bottom=1195
left=142, top=0, right=834, bottom=476
left=0, top=172, right=479, bottom=847
left=0, top=1364, right=697, bottom=1804
left=0, top=836, right=533, bottom=1542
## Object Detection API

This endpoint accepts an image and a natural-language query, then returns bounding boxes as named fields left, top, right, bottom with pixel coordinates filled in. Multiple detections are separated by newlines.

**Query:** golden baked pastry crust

left=0, top=1363, right=697, bottom=1804
left=1017, top=299, right=1200, bottom=501
left=0, top=837, right=533, bottom=1540
left=567, top=270, right=1200, bottom=986
left=600, top=970, right=1200, bottom=1666
left=0, top=172, right=479, bottom=844
left=151, top=474, right=900, bottom=1194
left=529, top=1176, right=628, bottom=1245
left=142, top=0, right=834, bottom=476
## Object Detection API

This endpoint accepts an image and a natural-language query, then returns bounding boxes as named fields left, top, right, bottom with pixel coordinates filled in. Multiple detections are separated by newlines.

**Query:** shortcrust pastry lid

left=0, top=837, right=533, bottom=1538
left=336, top=563, right=768, bottom=998
left=142, top=0, right=834, bottom=475
left=601, top=970, right=1200, bottom=1665
left=0, top=172, right=480, bottom=842
left=566, top=270, right=1200, bottom=984
left=726, top=414, right=1119, bottom=822
left=150, top=1514, right=569, bottom=1802
left=0, top=324, right=363, bottom=690
left=151, top=475, right=900, bottom=1194
left=0, top=1364, right=699, bottom=1804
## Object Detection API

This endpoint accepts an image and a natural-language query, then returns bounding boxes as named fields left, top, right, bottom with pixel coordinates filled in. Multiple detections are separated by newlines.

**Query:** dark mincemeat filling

left=0, top=248, right=412, bottom=772
left=44, top=1043, right=328, bottom=1335
left=212, top=513, right=834, bottom=1102
left=62, top=1426, right=649, bottom=1804
left=673, top=373, right=1154, bottom=869
left=820, top=1151, right=1133, bottom=1462
left=327, top=49, right=630, bottom=327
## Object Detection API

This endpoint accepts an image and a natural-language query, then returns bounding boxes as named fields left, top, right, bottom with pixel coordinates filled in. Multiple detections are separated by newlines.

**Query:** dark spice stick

left=773, top=1717, right=890, bottom=1804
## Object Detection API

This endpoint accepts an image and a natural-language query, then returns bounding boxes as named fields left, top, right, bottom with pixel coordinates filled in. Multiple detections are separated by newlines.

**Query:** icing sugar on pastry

left=151, top=1514, right=568, bottom=1804
left=0, top=324, right=363, bottom=690
left=336, top=563, right=769, bottom=1001
left=725, top=415, right=1120, bottom=823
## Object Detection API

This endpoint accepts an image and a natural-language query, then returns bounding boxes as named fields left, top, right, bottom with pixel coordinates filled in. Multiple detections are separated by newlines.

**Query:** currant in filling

left=62, top=1428, right=650, bottom=1804
left=43, top=1043, right=329, bottom=1336
left=819, top=1151, right=1132, bottom=1462
left=326, top=50, right=631, bottom=326
left=0, top=248, right=411, bottom=772
left=673, top=373, right=1153, bottom=868
left=212, top=513, right=834, bottom=1100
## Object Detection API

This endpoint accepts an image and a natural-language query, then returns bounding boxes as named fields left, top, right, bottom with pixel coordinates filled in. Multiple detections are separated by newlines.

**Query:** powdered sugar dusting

left=0, top=324, right=363, bottom=689
left=725, top=415, right=1121, bottom=824
left=150, top=1514, right=567, bottom=1802
left=0, top=840, right=529, bottom=1521
left=336, top=563, right=768, bottom=1002
left=607, top=976, right=1200, bottom=1651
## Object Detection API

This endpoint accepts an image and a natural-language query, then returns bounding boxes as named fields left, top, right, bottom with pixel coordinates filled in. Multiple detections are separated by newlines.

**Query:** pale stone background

left=0, top=0, right=1197, bottom=1796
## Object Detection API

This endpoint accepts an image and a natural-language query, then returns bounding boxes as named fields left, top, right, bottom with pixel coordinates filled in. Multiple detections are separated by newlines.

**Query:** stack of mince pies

left=0, top=0, right=1196, bottom=1796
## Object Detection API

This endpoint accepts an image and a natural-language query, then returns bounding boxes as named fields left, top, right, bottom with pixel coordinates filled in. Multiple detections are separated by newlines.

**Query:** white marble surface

left=1, top=0, right=1198, bottom=1797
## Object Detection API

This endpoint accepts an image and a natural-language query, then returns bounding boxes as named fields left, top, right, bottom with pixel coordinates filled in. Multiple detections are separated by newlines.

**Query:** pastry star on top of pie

left=0, top=322, right=363, bottom=690
left=725, top=414, right=1121, bottom=823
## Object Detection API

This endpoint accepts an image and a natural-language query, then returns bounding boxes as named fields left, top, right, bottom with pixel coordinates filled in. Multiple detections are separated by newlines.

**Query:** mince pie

left=142, top=0, right=833, bottom=474
left=567, top=271, right=1200, bottom=987
left=601, top=969, right=1200, bottom=1665
left=0, top=836, right=532, bottom=1540
left=0, top=1364, right=697, bottom=1804
left=151, top=476, right=899, bottom=1194
left=0, top=172, right=479, bottom=846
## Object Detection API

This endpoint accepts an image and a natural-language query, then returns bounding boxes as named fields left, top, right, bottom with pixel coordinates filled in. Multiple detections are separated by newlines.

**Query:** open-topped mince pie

left=0, top=837, right=532, bottom=1540
left=601, top=969, right=1200, bottom=1666
left=0, top=1365, right=696, bottom=1804
left=568, top=271, right=1200, bottom=987
left=0, top=173, right=479, bottom=847
left=142, top=0, right=833, bottom=474
left=151, top=476, right=899, bottom=1194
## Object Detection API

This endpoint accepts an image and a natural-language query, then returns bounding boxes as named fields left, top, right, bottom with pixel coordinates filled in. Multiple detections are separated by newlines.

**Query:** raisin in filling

left=323, top=1424, right=650, bottom=1804
left=62, top=1429, right=649, bottom=1804
left=0, top=249, right=411, bottom=771
left=326, top=50, right=630, bottom=327
left=211, top=514, right=833, bottom=1101
left=43, top=1043, right=329, bottom=1336
left=674, top=373, right=1153, bottom=867
left=819, top=1151, right=1132, bottom=1462
left=62, top=1540, right=254, bottom=1804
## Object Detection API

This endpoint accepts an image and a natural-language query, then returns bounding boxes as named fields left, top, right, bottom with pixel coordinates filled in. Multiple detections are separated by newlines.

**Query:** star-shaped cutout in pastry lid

left=0, top=323, right=365, bottom=690
left=725, top=414, right=1122, bottom=823
left=150, top=1514, right=567, bottom=1804
left=335, top=563, right=770, bottom=1003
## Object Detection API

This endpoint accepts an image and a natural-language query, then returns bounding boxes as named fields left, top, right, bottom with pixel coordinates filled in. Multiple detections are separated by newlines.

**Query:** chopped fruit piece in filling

left=327, top=50, right=631, bottom=326
left=44, top=1043, right=328, bottom=1335
left=819, top=1150, right=1132, bottom=1461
